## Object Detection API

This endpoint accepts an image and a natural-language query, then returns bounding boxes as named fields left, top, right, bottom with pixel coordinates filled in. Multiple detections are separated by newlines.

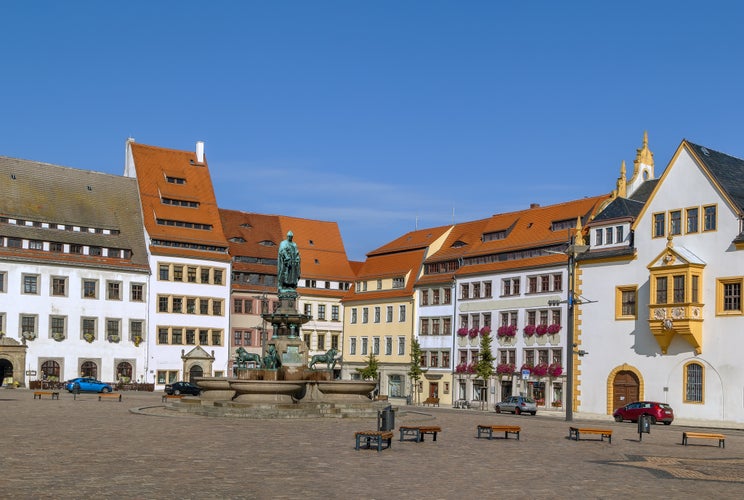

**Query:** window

left=616, top=225, right=624, bottom=243
left=51, top=277, right=67, bottom=296
left=82, top=318, right=96, bottom=341
left=186, top=329, right=196, bottom=344
left=373, top=337, right=380, bottom=355
left=684, top=362, right=703, bottom=403
left=157, top=370, right=180, bottom=384
left=107, top=319, right=121, bottom=339
left=331, top=335, right=339, bottom=350
left=362, top=308, right=369, bottom=324
left=88, top=246, right=102, bottom=256
left=50, top=242, right=63, bottom=252
left=461, top=284, right=469, bottom=299
left=392, top=277, right=404, bottom=288
left=130, top=320, right=144, bottom=342
left=200, top=298, right=209, bottom=315
left=304, top=303, right=312, bottom=316
left=331, top=305, right=339, bottom=321
left=386, top=306, right=393, bottom=322
left=432, top=289, right=440, bottom=304
left=374, top=307, right=380, bottom=323
left=159, top=265, right=169, bottom=280
left=484, top=281, right=492, bottom=298
left=200, top=330, right=209, bottom=345
left=349, top=337, right=357, bottom=355
left=616, top=286, right=637, bottom=319
left=171, top=328, right=183, bottom=344
left=686, top=207, right=699, bottom=233
left=318, top=305, right=326, bottom=320
left=398, top=336, right=406, bottom=355
left=0, top=271, right=6, bottom=293
left=131, top=283, right=144, bottom=302
left=528, top=277, right=538, bottom=294
left=595, top=228, right=603, bottom=246
left=21, top=315, right=37, bottom=338
left=670, top=210, right=682, bottom=235
left=317, top=334, right=325, bottom=350
left=158, top=296, right=169, bottom=312
left=50, top=316, right=66, bottom=339
left=553, top=274, right=562, bottom=291
left=717, top=278, right=743, bottom=315
left=472, top=282, right=481, bottom=298
left=158, top=328, right=169, bottom=344
left=605, top=227, right=613, bottom=244
left=385, top=337, right=393, bottom=356
left=653, top=213, right=665, bottom=238
left=399, top=305, right=406, bottom=322
left=673, top=275, right=685, bottom=303
left=172, top=266, right=183, bottom=281
left=361, top=337, right=368, bottom=355
left=82, top=279, right=98, bottom=299
left=703, top=205, right=717, bottom=231
left=173, top=297, right=183, bottom=313
left=214, top=270, right=223, bottom=285
left=107, top=281, right=121, bottom=300
left=377, top=279, right=382, bottom=290
left=22, top=274, right=39, bottom=294
left=655, top=277, right=667, bottom=304
left=212, top=301, right=222, bottom=316
left=444, top=288, right=452, bottom=304
left=421, top=290, right=429, bottom=306
left=188, top=267, right=197, bottom=282
left=201, top=268, right=210, bottom=283
left=211, top=331, right=222, bottom=346
left=350, top=308, right=357, bottom=324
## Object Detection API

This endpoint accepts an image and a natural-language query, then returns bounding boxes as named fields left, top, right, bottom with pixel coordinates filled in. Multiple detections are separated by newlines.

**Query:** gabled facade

left=580, top=137, right=744, bottom=423
left=220, top=210, right=355, bottom=375
left=125, top=140, right=231, bottom=386
left=420, top=196, right=609, bottom=410
left=0, top=156, right=150, bottom=386
left=342, top=226, right=451, bottom=399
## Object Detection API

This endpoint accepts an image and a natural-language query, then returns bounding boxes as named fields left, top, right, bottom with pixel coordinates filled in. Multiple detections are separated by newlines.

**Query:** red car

left=613, top=401, right=674, bottom=425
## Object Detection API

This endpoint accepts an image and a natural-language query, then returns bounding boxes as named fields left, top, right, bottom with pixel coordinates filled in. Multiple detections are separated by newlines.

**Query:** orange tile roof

left=367, top=225, right=451, bottom=256
left=129, top=141, right=230, bottom=262
left=342, top=248, right=426, bottom=303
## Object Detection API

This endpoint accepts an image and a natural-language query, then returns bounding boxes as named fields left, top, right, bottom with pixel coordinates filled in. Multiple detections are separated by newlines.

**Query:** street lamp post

left=549, top=242, right=589, bottom=422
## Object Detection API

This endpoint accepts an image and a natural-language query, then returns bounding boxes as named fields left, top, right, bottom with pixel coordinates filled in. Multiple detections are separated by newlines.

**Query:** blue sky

left=3, top=1, right=744, bottom=261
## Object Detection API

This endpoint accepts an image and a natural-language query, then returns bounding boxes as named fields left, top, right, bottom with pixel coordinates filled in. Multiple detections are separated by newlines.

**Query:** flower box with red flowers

left=535, top=324, right=548, bottom=336
left=496, top=363, right=516, bottom=375
left=520, top=363, right=533, bottom=374
left=532, top=362, right=549, bottom=377
left=457, top=327, right=469, bottom=337
left=547, top=323, right=562, bottom=334
left=468, top=328, right=479, bottom=339
left=548, top=363, right=563, bottom=377
left=523, top=324, right=536, bottom=336
left=497, top=325, right=517, bottom=337
left=479, top=326, right=492, bottom=336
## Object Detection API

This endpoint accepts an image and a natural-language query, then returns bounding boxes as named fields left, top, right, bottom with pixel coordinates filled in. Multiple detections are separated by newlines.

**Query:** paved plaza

left=2, top=389, right=743, bottom=499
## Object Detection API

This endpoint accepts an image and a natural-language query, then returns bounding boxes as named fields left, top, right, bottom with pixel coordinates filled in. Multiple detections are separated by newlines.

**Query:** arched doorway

left=612, top=370, right=640, bottom=410
left=189, top=365, right=203, bottom=382
left=117, top=362, right=133, bottom=383
left=81, top=361, right=98, bottom=378
left=0, top=358, right=13, bottom=386
left=41, top=360, right=61, bottom=381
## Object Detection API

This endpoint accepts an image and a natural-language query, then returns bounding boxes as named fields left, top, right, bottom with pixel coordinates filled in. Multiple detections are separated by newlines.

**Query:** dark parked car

left=613, top=401, right=674, bottom=425
left=165, top=381, right=201, bottom=396
left=65, top=377, right=113, bottom=393
left=495, top=395, right=537, bottom=415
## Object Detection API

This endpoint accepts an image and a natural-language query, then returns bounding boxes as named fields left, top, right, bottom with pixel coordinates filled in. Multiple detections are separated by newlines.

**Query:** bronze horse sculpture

left=309, top=348, right=339, bottom=370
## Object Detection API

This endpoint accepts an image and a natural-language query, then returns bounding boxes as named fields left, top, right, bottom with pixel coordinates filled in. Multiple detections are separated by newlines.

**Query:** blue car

left=65, top=377, right=113, bottom=393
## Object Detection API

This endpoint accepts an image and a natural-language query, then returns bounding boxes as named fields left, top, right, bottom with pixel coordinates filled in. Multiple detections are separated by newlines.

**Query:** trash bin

left=378, top=405, right=395, bottom=431
left=638, top=414, right=651, bottom=440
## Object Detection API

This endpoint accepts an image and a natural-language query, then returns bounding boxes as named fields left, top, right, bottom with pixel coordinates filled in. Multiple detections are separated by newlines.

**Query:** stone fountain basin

left=231, top=380, right=305, bottom=403
left=316, top=380, right=377, bottom=401
left=194, top=377, right=235, bottom=401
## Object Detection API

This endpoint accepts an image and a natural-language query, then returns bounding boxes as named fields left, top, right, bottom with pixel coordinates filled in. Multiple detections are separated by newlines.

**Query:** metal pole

left=566, top=249, right=575, bottom=422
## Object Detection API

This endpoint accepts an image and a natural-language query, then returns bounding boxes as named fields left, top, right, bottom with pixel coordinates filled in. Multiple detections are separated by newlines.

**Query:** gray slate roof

left=0, top=156, right=150, bottom=269
left=687, top=141, right=744, bottom=213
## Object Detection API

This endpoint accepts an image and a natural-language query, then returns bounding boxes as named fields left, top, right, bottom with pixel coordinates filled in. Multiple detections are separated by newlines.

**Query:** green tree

left=475, top=330, right=496, bottom=410
left=408, top=334, right=427, bottom=405
left=356, top=352, right=379, bottom=380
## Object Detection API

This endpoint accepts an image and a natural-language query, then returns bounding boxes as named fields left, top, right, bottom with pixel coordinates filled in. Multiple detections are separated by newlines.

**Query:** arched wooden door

left=189, top=365, right=203, bottom=382
left=612, top=370, right=639, bottom=410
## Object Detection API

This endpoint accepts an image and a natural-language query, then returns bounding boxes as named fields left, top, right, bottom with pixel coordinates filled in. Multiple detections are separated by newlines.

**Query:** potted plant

left=83, top=332, right=95, bottom=343
left=479, top=326, right=492, bottom=337
left=456, top=327, right=469, bottom=337
left=523, top=324, right=536, bottom=337
left=108, top=334, right=120, bottom=343
left=455, top=362, right=468, bottom=373
left=532, top=362, right=549, bottom=377
left=22, top=331, right=36, bottom=341
left=535, top=324, right=548, bottom=336
left=133, top=335, right=143, bottom=347
left=497, top=325, right=517, bottom=337
left=547, top=323, right=562, bottom=334
left=468, top=327, right=479, bottom=339
left=548, top=362, right=563, bottom=377
left=52, top=332, right=65, bottom=342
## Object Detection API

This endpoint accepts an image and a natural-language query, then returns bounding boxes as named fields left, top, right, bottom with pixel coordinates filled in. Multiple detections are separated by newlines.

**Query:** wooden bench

left=569, top=427, right=612, bottom=443
left=355, top=430, right=394, bottom=452
left=477, top=425, right=521, bottom=440
left=162, top=394, right=184, bottom=402
left=399, top=425, right=442, bottom=442
left=682, top=431, right=725, bottom=448
left=374, top=395, right=389, bottom=401
left=33, top=391, right=59, bottom=400
left=98, top=393, right=122, bottom=402
left=422, top=397, right=440, bottom=407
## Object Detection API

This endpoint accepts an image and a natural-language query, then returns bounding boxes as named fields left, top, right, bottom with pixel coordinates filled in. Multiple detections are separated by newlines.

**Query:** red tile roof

left=129, top=141, right=230, bottom=262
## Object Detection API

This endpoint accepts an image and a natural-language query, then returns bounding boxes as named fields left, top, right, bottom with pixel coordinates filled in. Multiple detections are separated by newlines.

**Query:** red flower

left=496, top=363, right=516, bottom=374
left=497, top=325, right=517, bottom=337
left=523, top=324, right=536, bottom=336
left=532, top=362, right=549, bottom=377
left=457, top=327, right=469, bottom=337
left=535, top=324, right=548, bottom=336
left=548, top=363, right=563, bottom=377
left=468, top=328, right=479, bottom=339
left=547, top=323, right=562, bottom=334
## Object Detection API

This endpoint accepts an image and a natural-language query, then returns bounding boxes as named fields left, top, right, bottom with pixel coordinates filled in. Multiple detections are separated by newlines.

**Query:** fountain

left=172, top=231, right=382, bottom=418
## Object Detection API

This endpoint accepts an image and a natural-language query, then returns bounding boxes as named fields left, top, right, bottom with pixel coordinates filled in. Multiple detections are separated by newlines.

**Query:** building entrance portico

left=0, top=336, right=28, bottom=386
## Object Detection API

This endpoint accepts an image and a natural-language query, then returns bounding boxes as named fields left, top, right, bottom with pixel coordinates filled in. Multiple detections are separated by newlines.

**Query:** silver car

left=495, top=396, right=537, bottom=415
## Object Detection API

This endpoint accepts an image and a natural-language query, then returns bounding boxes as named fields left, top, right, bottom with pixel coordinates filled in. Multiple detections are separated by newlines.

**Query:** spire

left=633, top=130, right=654, bottom=173
left=574, top=216, right=585, bottom=246
left=615, top=160, right=627, bottom=198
